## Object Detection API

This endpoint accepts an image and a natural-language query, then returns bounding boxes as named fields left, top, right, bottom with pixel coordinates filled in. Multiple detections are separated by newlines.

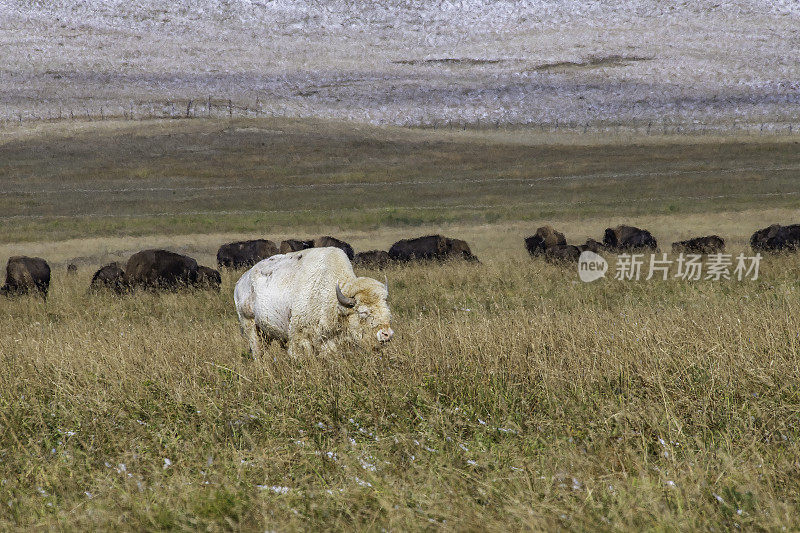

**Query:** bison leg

left=319, top=338, right=343, bottom=358
left=239, top=317, right=262, bottom=358
left=288, top=336, right=315, bottom=359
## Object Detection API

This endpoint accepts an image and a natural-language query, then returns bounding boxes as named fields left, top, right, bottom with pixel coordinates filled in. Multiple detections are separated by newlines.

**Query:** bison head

left=336, top=277, right=393, bottom=348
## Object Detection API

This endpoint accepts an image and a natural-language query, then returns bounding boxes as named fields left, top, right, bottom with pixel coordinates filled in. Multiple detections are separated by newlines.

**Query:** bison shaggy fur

left=388, top=235, right=478, bottom=262
left=90, top=262, right=127, bottom=293
left=279, top=239, right=315, bottom=254
left=544, top=244, right=582, bottom=264
left=525, top=225, right=566, bottom=256
left=125, top=249, right=198, bottom=291
left=353, top=250, right=391, bottom=269
left=1, top=256, right=51, bottom=299
left=217, top=239, right=278, bottom=269
left=672, top=235, right=725, bottom=254
left=750, top=224, right=800, bottom=253
left=603, top=225, right=658, bottom=251
left=196, top=265, right=222, bottom=291
left=313, top=236, right=355, bottom=260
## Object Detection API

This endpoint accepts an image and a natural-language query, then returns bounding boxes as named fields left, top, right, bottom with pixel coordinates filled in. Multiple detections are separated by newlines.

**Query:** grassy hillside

left=1, top=118, right=800, bottom=244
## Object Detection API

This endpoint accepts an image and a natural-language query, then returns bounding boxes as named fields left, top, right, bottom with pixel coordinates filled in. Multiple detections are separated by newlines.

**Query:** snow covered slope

left=1, top=0, right=798, bottom=128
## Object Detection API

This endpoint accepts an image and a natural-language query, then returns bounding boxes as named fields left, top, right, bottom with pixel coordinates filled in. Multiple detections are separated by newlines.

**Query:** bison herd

left=0, top=234, right=478, bottom=299
left=526, top=224, right=728, bottom=263
left=523, top=222, right=799, bottom=264
left=2, top=224, right=800, bottom=299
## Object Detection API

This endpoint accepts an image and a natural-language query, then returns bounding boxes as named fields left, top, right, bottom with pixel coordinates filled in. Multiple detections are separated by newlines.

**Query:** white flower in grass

left=163, top=458, right=172, bottom=469
left=258, top=485, right=290, bottom=494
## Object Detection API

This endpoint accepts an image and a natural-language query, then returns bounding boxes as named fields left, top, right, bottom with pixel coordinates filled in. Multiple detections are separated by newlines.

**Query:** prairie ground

left=3, top=1, right=800, bottom=128
left=1, top=117, right=800, bottom=248
left=1, top=118, right=800, bottom=530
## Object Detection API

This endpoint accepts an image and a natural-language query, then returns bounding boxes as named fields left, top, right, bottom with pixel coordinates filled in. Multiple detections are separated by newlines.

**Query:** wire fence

left=1, top=98, right=799, bottom=136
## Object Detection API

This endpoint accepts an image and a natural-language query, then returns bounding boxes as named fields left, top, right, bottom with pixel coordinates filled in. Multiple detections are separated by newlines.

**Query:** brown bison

left=603, top=225, right=657, bottom=251
left=447, top=238, right=478, bottom=262
left=353, top=250, right=391, bottom=269
left=544, top=244, right=581, bottom=263
left=1, top=256, right=51, bottom=299
left=279, top=239, right=315, bottom=254
left=314, top=236, right=354, bottom=260
left=579, top=238, right=605, bottom=253
left=672, top=235, right=725, bottom=254
left=217, top=239, right=278, bottom=269
left=388, top=235, right=478, bottom=262
left=90, top=262, right=127, bottom=293
left=525, top=226, right=566, bottom=256
left=125, top=249, right=198, bottom=291
left=750, top=224, right=800, bottom=252
left=196, top=265, right=222, bottom=291
left=67, top=263, right=78, bottom=274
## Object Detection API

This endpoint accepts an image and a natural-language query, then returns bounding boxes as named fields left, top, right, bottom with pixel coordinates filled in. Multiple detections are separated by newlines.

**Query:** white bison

left=234, top=247, right=394, bottom=357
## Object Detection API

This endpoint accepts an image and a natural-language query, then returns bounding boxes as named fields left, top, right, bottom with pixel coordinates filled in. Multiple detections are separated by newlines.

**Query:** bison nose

left=377, top=327, right=394, bottom=343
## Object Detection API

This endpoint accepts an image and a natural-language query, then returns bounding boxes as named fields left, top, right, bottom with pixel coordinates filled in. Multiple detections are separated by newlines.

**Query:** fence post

left=228, top=99, right=233, bottom=117
left=186, top=100, right=193, bottom=118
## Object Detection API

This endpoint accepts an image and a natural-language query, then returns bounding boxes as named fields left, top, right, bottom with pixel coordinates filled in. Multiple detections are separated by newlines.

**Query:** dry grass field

left=2, top=118, right=800, bottom=246
left=1, top=118, right=800, bottom=530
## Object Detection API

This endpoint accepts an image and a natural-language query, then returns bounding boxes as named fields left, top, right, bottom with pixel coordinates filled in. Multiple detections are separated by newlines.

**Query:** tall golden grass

left=2, top=118, right=800, bottom=529
left=2, top=241, right=799, bottom=530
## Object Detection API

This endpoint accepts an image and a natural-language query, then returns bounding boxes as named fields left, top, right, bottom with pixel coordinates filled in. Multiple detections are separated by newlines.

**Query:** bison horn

left=336, top=284, right=356, bottom=308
